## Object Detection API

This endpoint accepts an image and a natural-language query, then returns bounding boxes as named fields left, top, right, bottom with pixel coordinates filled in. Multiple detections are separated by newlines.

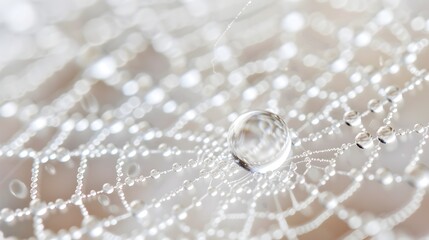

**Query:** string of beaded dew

left=1, top=0, right=429, bottom=239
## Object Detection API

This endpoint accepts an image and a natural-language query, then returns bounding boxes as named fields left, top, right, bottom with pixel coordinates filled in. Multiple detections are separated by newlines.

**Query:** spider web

left=1, top=0, right=429, bottom=239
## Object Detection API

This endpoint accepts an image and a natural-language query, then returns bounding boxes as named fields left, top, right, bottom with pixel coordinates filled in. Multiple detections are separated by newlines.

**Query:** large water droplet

left=9, top=179, right=28, bottom=199
left=377, top=125, right=396, bottom=144
left=227, top=110, right=291, bottom=173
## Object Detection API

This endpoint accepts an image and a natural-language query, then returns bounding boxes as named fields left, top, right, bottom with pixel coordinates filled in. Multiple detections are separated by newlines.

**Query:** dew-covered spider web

left=1, top=0, right=429, bottom=239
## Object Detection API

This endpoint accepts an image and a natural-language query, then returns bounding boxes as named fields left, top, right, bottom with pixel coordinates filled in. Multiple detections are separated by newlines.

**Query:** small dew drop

left=405, top=163, right=429, bottom=189
left=9, top=179, right=28, bottom=199
left=71, top=194, right=83, bottom=205
left=183, top=180, right=194, bottom=191
left=377, top=125, right=396, bottom=144
left=97, top=194, right=111, bottom=207
left=385, top=86, right=402, bottom=103
left=355, top=131, right=373, bottom=149
left=125, top=161, right=141, bottom=178
left=343, top=111, right=361, bottom=126
left=150, top=169, right=160, bottom=179
left=57, top=148, right=71, bottom=162
left=130, top=200, right=147, bottom=219
left=55, top=199, right=66, bottom=210
left=414, top=124, right=425, bottom=134
left=172, top=163, right=183, bottom=172
left=102, top=183, right=114, bottom=194
left=368, top=99, right=383, bottom=113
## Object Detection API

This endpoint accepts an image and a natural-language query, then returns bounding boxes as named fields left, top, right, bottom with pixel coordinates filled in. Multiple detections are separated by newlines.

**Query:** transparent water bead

left=227, top=110, right=291, bottom=173
left=368, top=99, right=383, bottom=113
left=355, top=131, right=373, bottom=149
left=385, top=86, right=403, bottom=103
left=414, top=124, right=425, bottom=134
left=130, top=200, right=148, bottom=219
left=377, top=125, right=396, bottom=144
left=344, top=111, right=361, bottom=126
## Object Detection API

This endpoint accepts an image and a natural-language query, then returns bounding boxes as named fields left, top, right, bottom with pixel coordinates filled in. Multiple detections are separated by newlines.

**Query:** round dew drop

left=227, top=110, right=291, bottom=173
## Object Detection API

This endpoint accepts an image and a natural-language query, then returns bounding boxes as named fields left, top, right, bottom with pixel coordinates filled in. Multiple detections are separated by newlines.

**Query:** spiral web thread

left=1, top=0, right=429, bottom=239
